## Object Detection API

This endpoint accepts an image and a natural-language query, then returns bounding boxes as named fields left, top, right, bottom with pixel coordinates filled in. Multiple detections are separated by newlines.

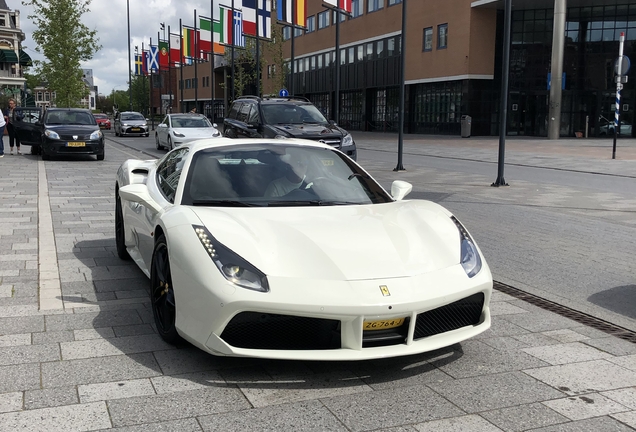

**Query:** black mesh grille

left=220, top=312, right=341, bottom=350
left=413, top=293, right=485, bottom=340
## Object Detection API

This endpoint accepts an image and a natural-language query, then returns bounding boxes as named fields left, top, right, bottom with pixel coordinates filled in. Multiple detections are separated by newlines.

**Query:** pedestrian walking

left=4, top=98, right=21, bottom=155
left=0, top=108, right=6, bottom=157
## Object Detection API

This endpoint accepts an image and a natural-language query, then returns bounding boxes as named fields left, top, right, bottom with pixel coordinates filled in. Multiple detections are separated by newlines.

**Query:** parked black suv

left=223, top=96, right=357, bottom=160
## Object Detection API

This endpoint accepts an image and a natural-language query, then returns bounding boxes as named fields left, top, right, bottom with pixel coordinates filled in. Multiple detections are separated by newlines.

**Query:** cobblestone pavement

left=0, top=134, right=634, bottom=431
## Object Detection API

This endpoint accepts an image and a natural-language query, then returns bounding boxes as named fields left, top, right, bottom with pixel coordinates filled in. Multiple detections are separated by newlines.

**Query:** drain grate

left=494, top=281, right=636, bottom=344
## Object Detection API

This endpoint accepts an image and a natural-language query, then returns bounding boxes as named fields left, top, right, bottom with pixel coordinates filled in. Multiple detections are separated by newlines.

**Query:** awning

left=19, top=49, right=31, bottom=66
left=0, top=49, right=19, bottom=63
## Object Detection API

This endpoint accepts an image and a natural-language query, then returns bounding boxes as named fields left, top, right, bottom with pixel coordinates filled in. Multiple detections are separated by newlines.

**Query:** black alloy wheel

left=150, top=234, right=181, bottom=344
left=115, top=193, right=131, bottom=260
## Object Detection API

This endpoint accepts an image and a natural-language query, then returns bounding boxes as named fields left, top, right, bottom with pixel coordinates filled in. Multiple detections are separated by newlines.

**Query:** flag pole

left=168, top=25, right=173, bottom=113
left=149, top=38, right=154, bottom=130
left=256, top=1, right=260, bottom=97
left=180, top=19, right=184, bottom=112
left=211, top=0, right=215, bottom=121
left=290, top=0, right=295, bottom=95
left=231, top=0, right=236, bottom=101
left=127, top=0, right=132, bottom=111
left=158, top=31, right=162, bottom=116
left=335, top=8, right=340, bottom=124
left=194, top=9, right=199, bottom=111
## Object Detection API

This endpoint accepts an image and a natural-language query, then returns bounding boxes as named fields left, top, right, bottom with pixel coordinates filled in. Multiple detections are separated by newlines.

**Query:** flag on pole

left=142, top=50, right=149, bottom=75
left=200, top=16, right=224, bottom=55
left=220, top=5, right=245, bottom=47
left=149, top=45, right=159, bottom=72
left=277, top=0, right=306, bottom=26
left=169, top=33, right=181, bottom=65
left=182, top=26, right=196, bottom=60
left=158, top=40, right=169, bottom=68
left=258, top=0, right=272, bottom=39
left=323, top=0, right=352, bottom=14
left=243, top=0, right=257, bottom=36
left=134, top=54, right=143, bottom=75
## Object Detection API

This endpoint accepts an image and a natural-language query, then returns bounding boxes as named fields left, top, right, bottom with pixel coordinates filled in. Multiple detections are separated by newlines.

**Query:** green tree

left=266, top=22, right=289, bottom=95
left=23, top=0, right=101, bottom=107
left=130, top=75, right=150, bottom=114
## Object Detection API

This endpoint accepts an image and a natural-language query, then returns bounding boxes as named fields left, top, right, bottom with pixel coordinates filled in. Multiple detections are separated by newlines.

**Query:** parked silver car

left=155, top=113, right=221, bottom=150
left=114, top=111, right=149, bottom=137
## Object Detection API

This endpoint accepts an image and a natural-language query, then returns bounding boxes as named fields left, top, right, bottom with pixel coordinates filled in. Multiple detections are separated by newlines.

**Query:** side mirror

left=329, top=120, right=338, bottom=126
left=212, top=123, right=218, bottom=128
left=118, top=184, right=163, bottom=214
left=157, top=123, right=166, bottom=128
left=391, top=180, right=412, bottom=201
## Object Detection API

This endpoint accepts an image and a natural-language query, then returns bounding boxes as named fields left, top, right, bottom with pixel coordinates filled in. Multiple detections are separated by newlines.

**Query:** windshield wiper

left=191, top=200, right=258, bottom=207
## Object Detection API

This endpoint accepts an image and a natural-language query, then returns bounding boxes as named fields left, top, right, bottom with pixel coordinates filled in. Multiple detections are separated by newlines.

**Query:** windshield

left=121, top=113, right=145, bottom=121
left=181, top=144, right=391, bottom=207
left=261, top=104, right=328, bottom=125
left=44, top=111, right=96, bottom=126
left=94, top=114, right=108, bottom=119
left=171, top=116, right=212, bottom=128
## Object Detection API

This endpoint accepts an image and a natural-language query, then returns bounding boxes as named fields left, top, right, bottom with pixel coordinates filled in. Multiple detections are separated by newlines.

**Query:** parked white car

left=155, top=113, right=221, bottom=150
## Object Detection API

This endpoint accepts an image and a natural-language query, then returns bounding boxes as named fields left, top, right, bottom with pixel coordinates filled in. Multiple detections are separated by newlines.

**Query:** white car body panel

left=116, top=138, right=493, bottom=360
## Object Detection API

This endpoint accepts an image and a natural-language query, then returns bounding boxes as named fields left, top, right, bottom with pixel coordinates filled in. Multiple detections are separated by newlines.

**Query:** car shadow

left=65, top=239, right=463, bottom=393
left=588, top=285, right=636, bottom=320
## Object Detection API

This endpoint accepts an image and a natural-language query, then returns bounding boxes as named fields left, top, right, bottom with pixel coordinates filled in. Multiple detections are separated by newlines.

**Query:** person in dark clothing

left=4, top=98, right=21, bottom=155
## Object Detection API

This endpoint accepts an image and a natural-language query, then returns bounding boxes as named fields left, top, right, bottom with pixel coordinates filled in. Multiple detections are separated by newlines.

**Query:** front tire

left=155, top=134, right=163, bottom=150
left=150, top=234, right=181, bottom=344
left=115, top=194, right=131, bottom=260
left=167, top=137, right=173, bottom=151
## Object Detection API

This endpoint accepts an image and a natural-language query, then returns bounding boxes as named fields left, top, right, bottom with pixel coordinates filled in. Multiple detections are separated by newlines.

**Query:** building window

left=185, top=79, right=191, bottom=89
left=318, top=11, right=330, bottom=29
left=348, top=47, right=354, bottom=63
left=294, top=26, right=303, bottom=37
left=317, top=54, right=323, bottom=68
left=357, top=45, right=364, bottom=61
left=37, top=92, right=43, bottom=101
left=0, top=16, right=5, bottom=27
left=306, top=16, right=315, bottom=33
left=352, top=0, right=364, bottom=18
left=45, top=92, right=50, bottom=101
left=368, top=0, right=384, bottom=13
left=283, top=26, right=291, bottom=40
left=377, top=40, right=385, bottom=58
left=332, top=10, right=346, bottom=23
left=438, top=24, right=448, bottom=49
left=310, top=56, right=316, bottom=70
left=267, top=65, right=272, bottom=78
left=388, top=0, right=401, bottom=5
left=423, top=27, right=433, bottom=51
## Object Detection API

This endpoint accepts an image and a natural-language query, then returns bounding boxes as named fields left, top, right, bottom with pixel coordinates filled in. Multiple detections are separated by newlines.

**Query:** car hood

left=172, top=127, right=220, bottom=138
left=190, top=200, right=461, bottom=281
left=268, top=123, right=346, bottom=139
left=120, top=119, right=146, bottom=125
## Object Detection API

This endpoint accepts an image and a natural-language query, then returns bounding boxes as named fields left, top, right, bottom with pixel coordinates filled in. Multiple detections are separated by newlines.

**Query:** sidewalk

left=0, top=134, right=635, bottom=431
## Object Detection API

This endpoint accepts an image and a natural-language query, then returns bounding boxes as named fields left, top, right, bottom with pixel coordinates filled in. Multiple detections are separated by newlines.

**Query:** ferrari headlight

left=451, top=216, right=482, bottom=278
left=45, top=130, right=60, bottom=140
left=342, top=133, right=353, bottom=147
left=173, top=131, right=186, bottom=137
left=193, top=225, right=269, bottom=292
left=90, top=130, right=102, bottom=140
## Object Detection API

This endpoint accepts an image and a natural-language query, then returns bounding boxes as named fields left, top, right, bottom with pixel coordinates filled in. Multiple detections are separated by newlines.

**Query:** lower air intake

left=413, top=292, right=485, bottom=340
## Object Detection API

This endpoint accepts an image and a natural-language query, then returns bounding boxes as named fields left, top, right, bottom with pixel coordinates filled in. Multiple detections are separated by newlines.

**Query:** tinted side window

left=156, top=148, right=189, bottom=203
left=237, top=103, right=252, bottom=123
left=247, top=105, right=260, bottom=124
left=227, top=102, right=242, bottom=119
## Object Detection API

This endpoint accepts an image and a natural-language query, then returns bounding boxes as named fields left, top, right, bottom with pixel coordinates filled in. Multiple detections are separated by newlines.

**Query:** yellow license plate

left=131, top=128, right=141, bottom=132
left=67, top=141, right=86, bottom=147
left=363, top=317, right=406, bottom=331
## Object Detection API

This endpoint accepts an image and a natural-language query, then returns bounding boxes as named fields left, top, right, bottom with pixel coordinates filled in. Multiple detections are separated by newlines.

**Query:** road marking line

left=38, top=160, right=64, bottom=310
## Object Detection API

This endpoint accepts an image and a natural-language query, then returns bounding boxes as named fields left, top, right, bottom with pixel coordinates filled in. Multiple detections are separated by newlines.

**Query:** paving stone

left=0, top=343, right=60, bottom=366
left=511, top=333, right=562, bottom=347
left=479, top=336, right=531, bottom=351
left=41, top=352, right=163, bottom=388
left=527, top=415, right=636, bottom=431
left=78, top=378, right=156, bottom=403
left=413, top=414, right=502, bottom=431
left=543, top=393, right=630, bottom=421
left=0, top=392, right=22, bottom=414
left=24, top=387, right=79, bottom=410
left=428, top=372, right=564, bottom=413
left=32, top=330, right=74, bottom=345
left=541, top=329, right=590, bottom=343
left=583, top=337, right=636, bottom=356
left=73, top=327, right=115, bottom=341
left=95, top=418, right=203, bottom=431
left=480, top=402, right=569, bottom=432
left=524, top=359, right=636, bottom=395
left=198, top=400, right=347, bottom=432
left=112, top=324, right=155, bottom=337
left=151, top=370, right=226, bottom=394
left=610, top=411, right=636, bottom=429
left=107, top=388, right=251, bottom=427
left=427, top=340, right=548, bottom=379
left=45, top=309, right=142, bottom=331
left=152, top=346, right=223, bottom=375
left=0, top=400, right=111, bottom=431
left=60, top=334, right=174, bottom=360
left=600, top=388, right=636, bottom=410
left=522, top=342, right=614, bottom=365
left=321, top=385, right=464, bottom=431
left=490, top=302, right=528, bottom=316
left=473, top=317, right=529, bottom=339
left=0, top=333, right=31, bottom=347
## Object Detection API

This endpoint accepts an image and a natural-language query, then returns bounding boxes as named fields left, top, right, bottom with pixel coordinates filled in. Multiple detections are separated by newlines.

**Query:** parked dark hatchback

left=14, top=108, right=105, bottom=160
left=223, top=96, right=357, bottom=160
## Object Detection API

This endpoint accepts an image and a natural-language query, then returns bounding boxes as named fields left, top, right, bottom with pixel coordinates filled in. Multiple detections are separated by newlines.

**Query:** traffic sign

left=615, top=56, right=631, bottom=75
left=279, top=89, right=289, bottom=97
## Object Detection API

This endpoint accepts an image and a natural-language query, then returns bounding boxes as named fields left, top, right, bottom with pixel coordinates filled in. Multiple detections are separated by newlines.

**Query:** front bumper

left=120, top=125, right=149, bottom=136
left=98, top=123, right=111, bottom=130
left=172, top=252, right=492, bottom=360
left=42, top=138, right=104, bottom=156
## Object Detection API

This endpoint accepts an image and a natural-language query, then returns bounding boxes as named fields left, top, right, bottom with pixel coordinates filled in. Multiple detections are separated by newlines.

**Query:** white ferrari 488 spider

left=115, top=138, right=492, bottom=360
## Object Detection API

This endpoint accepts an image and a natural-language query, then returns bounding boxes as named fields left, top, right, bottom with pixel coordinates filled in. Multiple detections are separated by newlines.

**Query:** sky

left=12, top=0, right=229, bottom=96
